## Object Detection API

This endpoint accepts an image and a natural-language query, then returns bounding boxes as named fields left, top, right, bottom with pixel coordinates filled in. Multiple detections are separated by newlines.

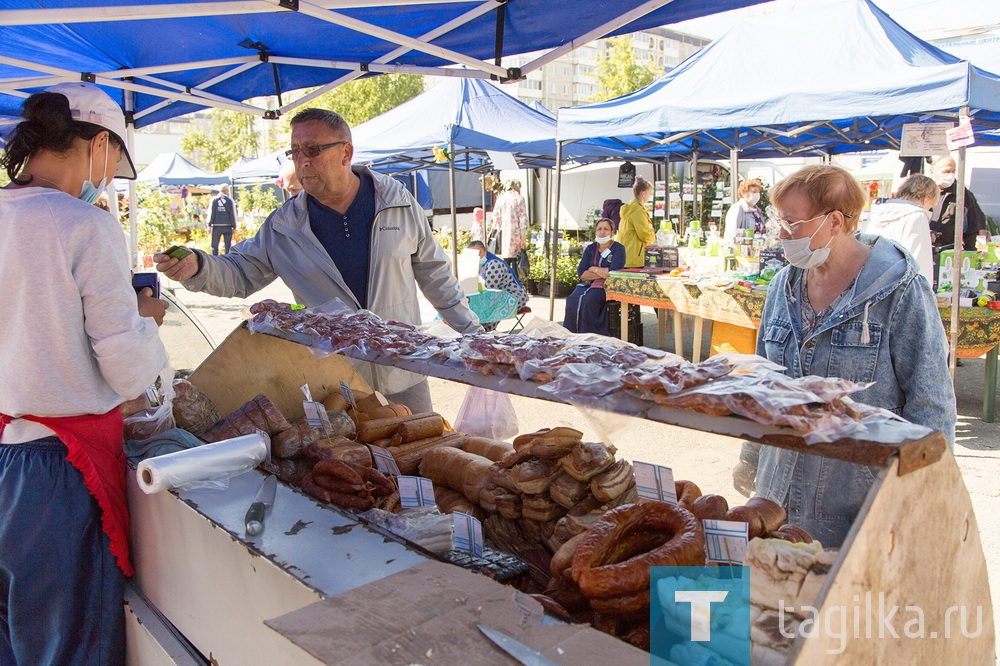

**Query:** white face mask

left=937, top=173, right=956, bottom=188
left=748, top=192, right=761, bottom=206
left=780, top=213, right=833, bottom=269
left=78, top=137, right=110, bottom=204
left=595, top=234, right=611, bottom=244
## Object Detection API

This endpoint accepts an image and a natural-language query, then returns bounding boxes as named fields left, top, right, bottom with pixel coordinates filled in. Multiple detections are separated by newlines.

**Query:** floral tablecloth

left=605, top=273, right=1000, bottom=357
left=467, top=289, right=519, bottom=324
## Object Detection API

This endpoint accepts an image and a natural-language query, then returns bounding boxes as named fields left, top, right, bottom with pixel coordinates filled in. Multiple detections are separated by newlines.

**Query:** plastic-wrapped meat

left=201, top=394, right=289, bottom=442
left=272, top=411, right=356, bottom=458
left=171, top=379, right=221, bottom=435
left=260, top=457, right=313, bottom=484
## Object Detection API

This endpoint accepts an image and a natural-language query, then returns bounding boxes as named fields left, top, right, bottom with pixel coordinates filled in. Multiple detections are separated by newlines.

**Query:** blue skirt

left=563, top=284, right=610, bottom=336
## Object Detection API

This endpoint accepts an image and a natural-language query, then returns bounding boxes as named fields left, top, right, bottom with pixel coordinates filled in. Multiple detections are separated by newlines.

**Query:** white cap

left=44, top=82, right=137, bottom=180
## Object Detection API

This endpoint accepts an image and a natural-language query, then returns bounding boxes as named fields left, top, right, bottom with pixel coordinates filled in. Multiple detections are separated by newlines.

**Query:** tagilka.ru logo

left=650, top=566, right=751, bottom=666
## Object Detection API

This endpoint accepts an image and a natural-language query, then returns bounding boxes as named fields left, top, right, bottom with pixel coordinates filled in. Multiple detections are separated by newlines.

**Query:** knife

left=477, top=624, right=557, bottom=666
left=245, top=474, right=277, bottom=536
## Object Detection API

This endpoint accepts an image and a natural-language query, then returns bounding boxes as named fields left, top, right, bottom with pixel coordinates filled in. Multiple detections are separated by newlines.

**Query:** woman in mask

left=738, top=165, right=954, bottom=548
left=723, top=178, right=765, bottom=244
left=862, top=173, right=938, bottom=286
left=563, top=218, right=626, bottom=336
left=0, top=82, right=167, bottom=665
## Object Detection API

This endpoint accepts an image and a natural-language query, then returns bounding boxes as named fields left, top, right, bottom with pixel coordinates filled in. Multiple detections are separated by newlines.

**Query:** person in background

left=563, top=218, right=626, bottom=336
left=723, top=178, right=765, bottom=244
left=492, top=179, right=529, bottom=271
left=862, top=173, right=938, bottom=286
left=208, top=183, right=237, bottom=255
left=601, top=197, right=623, bottom=233
left=467, top=240, right=528, bottom=330
left=0, top=82, right=168, bottom=665
left=736, top=165, right=954, bottom=547
left=929, top=154, right=987, bottom=251
left=471, top=206, right=486, bottom=244
left=155, top=108, right=480, bottom=411
left=617, top=177, right=656, bottom=345
left=277, top=159, right=302, bottom=198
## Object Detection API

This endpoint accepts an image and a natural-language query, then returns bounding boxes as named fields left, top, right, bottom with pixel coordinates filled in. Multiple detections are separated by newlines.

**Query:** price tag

left=632, top=461, right=677, bottom=504
left=340, top=380, right=359, bottom=413
left=453, top=512, right=484, bottom=558
left=367, top=444, right=401, bottom=476
left=946, top=118, right=976, bottom=150
left=144, top=385, right=160, bottom=407
left=702, top=520, right=749, bottom=565
left=397, top=476, right=437, bottom=509
left=302, top=400, right=331, bottom=430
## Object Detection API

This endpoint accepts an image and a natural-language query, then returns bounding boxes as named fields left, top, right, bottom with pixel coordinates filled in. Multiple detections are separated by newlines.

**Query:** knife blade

left=477, top=624, right=557, bottom=666
left=244, top=474, right=277, bottom=536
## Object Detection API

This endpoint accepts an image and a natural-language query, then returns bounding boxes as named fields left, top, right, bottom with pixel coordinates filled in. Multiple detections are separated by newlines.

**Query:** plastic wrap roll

left=137, top=432, right=270, bottom=494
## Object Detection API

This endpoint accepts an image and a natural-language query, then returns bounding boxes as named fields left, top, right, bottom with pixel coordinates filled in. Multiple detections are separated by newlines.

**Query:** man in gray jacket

left=155, top=108, right=481, bottom=409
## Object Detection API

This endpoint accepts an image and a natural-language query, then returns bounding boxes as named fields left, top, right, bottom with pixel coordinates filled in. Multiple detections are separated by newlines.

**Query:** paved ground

left=168, top=277, right=1000, bottom=649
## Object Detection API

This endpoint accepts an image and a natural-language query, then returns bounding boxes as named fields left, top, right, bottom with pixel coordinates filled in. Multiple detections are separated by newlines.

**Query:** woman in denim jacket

left=741, top=165, right=955, bottom=548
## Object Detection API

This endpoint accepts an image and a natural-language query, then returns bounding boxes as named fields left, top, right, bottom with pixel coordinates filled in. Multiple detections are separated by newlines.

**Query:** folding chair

left=507, top=306, right=531, bottom=333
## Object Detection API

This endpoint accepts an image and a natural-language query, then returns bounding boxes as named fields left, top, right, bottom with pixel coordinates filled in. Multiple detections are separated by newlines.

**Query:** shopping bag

left=453, top=386, right=519, bottom=440
left=517, top=249, right=530, bottom=281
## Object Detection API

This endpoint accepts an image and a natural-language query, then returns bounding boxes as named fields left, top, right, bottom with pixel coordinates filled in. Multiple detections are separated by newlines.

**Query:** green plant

left=528, top=255, right=550, bottom=281
left=530, top=253, right=579, bottom=287
left=432, top=227, right=472, bottom=252
left=124, top=184, right=177, bottom=256
left=235, top=184, right=279, bottom=235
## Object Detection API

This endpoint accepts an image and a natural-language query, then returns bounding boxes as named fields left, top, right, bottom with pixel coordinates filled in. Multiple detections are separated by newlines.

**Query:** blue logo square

left=650, top=566, right=751, bottom=666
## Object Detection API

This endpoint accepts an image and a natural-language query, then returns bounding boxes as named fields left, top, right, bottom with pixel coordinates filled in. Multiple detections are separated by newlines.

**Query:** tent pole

left=124, top=87, right=138, bottom=269
left=730, top=147, right=739, bottom=206
left=949, top=107, right=969, bottom=381
left=664, top=156, right=670, bottom=231
left=549, top=141, right=563, bottom=321
left=691, top=143, right=699, bottom=228
left=448, top=139, right=458, bottom=277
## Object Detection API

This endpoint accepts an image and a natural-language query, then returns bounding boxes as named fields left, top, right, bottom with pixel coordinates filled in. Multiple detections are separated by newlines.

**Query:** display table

left=605, top=272, right=1000, bottom=422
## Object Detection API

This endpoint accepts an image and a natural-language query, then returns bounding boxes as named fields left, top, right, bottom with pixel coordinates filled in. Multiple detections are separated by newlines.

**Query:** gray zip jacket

left=182, top=166, right=480, bottom=390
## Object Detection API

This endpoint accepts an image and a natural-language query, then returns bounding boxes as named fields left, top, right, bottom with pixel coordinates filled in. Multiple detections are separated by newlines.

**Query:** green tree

left=124, top=184, right=177, bottom=255
left=181, top=108, right=260, bottom=172
left=288, top=74, right=425, bottom=128
left=591, top=36, right=662, bottom=102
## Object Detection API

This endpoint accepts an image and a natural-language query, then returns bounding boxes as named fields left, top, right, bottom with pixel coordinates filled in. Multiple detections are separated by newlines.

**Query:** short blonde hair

left=894, top=174, right=939, bottom=206
left=737, top=178, right=762, bottom=198
left=770, top=165, right=867, bottom=233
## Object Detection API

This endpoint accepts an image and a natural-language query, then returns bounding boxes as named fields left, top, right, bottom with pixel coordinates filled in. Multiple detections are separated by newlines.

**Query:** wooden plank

left=188, top=325, right=371, bottom=419
left=791, top=448, right=995, bottom=664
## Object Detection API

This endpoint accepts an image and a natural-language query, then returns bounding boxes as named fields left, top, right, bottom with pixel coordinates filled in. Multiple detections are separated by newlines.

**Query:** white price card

left=339, top=380, right=358, bottom=413
left=703, top=520, right=749, bottom=565
left=946, top=118, right=976, bottom=150
left=397, top=476, right=437, bottom=509
left=302, top=400, right=331, bottom=430
left=633, top=461, right=677, bottom=504
left=453, top=512, right=484, bottom=558
left=300, top=383, right=314, bottom=402
left=367, top=444, right=401, bottom=476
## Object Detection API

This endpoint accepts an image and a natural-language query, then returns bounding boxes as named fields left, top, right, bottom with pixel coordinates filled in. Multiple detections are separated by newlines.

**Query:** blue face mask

left=78, top=139, right=109, bottom=204
left=479, top=256, right=488, bottom=267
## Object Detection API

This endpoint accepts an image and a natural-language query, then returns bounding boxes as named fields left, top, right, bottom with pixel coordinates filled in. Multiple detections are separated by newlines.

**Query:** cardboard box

left=938, top=250, right=980, bottom=289
left=759, top=247, right=787, bottom=275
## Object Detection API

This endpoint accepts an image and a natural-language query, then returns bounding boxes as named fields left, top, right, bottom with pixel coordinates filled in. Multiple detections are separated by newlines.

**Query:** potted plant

left=526, top=254, right=549, bottom=295
left=535, top=253, right=579, bottom=298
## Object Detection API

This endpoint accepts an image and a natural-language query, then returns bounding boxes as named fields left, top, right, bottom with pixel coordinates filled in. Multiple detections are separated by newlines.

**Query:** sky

left=670, top=0, right=1000, bottom=40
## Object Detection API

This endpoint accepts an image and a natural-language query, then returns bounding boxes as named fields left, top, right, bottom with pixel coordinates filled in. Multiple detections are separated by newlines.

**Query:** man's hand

left=154, top=250, right=199, bottom=282
left=137, top=287, right=167, bottom=326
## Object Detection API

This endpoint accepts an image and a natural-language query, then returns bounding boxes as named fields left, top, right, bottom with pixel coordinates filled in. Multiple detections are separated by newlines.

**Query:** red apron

left=0, top=409, right=133, bottom=576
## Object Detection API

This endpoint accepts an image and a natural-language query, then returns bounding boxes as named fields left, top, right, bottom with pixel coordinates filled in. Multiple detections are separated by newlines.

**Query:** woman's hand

left=154, top=250, right=199, bottom=282
left=137, top=287, right=167, bottom=326
left=580, top=268, right=601, bottom=281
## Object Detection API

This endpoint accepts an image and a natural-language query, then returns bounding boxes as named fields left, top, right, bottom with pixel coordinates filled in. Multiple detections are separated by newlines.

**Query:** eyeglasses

left=285, top=141, right=347, bottom=160
left=767, top=207, right=849, bottom=234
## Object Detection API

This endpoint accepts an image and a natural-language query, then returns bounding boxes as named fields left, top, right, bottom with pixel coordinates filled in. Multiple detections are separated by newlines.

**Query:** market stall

left=604, top=271, right=1000, bottom=421
left=126, top=303, right=994, bottom=664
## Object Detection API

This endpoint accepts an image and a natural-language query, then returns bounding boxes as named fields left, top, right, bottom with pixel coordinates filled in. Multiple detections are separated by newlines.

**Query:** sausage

left=395, top=414, right=445, bottom=443
left=355, top=412, right=438, bottom=443
left=674, top=480, right=702, bottom=508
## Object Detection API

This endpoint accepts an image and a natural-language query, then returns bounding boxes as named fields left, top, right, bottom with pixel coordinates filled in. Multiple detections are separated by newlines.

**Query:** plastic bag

left=122, top=365, right=177, bottom=441
left=453, top=386, right=519, bottom=441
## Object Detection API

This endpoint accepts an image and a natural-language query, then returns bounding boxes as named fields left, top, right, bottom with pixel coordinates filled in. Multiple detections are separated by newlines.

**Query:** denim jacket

left=754, top=235, right=956, bottom=547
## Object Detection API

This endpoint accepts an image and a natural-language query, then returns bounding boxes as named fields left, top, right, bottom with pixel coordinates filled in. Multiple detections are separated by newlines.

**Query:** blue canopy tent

left=0, top=0, right=763, bottom=269
left=225, top=150, right=287, bottom=182
left=556, top=0, right=1000, bottom=360
left=137, top=152, right=229, bottom=187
